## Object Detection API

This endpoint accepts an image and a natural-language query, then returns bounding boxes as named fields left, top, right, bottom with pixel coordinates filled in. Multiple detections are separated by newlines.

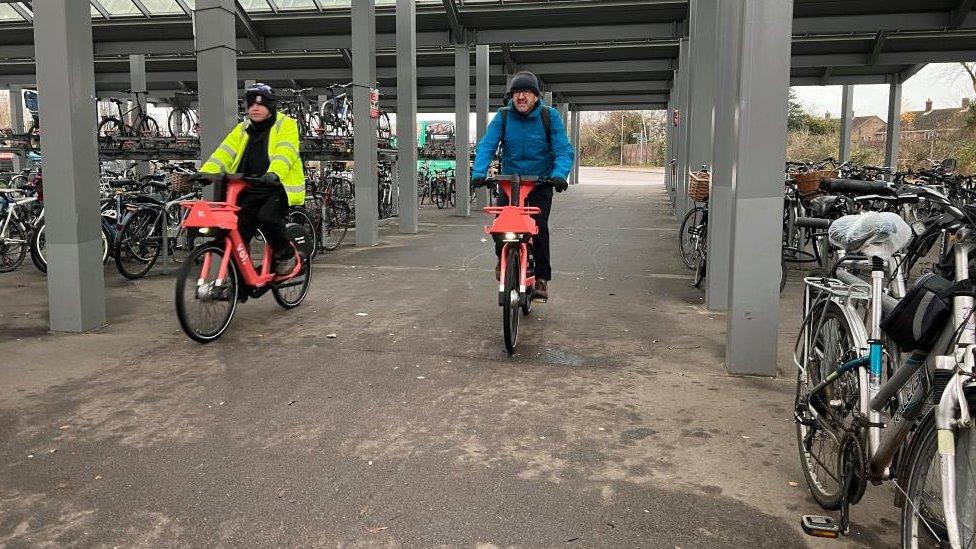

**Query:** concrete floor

left=0, top=167, right=899, bottom=548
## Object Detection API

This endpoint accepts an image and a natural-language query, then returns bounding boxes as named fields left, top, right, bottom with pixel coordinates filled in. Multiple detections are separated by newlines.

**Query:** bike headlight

left=199, top=227, right=210, bottom=234
left=504, top=232, right=517, bottom=241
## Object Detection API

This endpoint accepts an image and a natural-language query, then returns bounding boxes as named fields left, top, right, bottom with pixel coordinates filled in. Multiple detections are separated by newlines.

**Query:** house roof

left=903, top=106, right=971, bottom=131
left=852, top=115, right=885, bottom=133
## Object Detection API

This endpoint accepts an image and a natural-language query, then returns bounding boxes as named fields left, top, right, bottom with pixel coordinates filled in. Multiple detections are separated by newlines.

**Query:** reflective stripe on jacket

left=201, top=115, right=306, bottom=206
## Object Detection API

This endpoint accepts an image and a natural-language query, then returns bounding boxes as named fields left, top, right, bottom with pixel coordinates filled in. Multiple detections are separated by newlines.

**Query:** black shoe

left=274, top=255, right=297, bottom=276
left=532, top=279, right=548, bottom=301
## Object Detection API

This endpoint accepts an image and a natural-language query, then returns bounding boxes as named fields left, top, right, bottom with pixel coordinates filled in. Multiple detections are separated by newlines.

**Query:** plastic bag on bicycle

left=827, top=212, right=911, bottom=260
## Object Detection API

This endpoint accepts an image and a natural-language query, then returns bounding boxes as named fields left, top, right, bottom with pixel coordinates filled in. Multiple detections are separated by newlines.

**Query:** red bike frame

left=484, top=175, right=541, bottom=299
left=181, top=176, right=301, bottom=289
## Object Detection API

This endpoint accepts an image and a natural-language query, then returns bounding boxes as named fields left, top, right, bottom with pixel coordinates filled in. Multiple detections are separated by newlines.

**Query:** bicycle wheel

left=0, top=221, right=28, bottom=272
left=678, top=206, right=705, bottom=269
left=135, top=116, right=160, bottom=137
left=322, top=200, right=350, bottom=251
left=30, top=219, right=109, bottom=274
left=175, top=241, right=239, bottom=343
left=502, top=246, right=521, bottom=355
left=286, top=207, right=318, bottom=260
left=435, top=182, right=447, bottom=209
left=900, top=394, right=976, bottom=548
left=115, top=208, right=162, bottom=279
left=97, top=117, right=125, bottom=138
left=168, top=109, right=195, bottom=137
left=272, top=252, right=311, bottom=309
left=322, top=103, right=341, bottom=137
left=693, top=236, right=707, bottom=289
left=376, top=111, right=391, bottom=140
left=795, top=300, right=861, bottom=511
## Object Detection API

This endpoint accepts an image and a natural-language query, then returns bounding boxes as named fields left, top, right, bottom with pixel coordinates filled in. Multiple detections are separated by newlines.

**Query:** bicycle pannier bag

left=880, top=273, right=953, bottom=352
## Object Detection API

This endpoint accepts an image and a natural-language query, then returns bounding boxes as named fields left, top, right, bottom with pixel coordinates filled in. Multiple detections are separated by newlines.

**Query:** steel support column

left=688, top=0, right=719, bottom=180
left=558, top=102, right=569, bottom=129
left=726, top=0, right=794, bottom=376
left=396, top=0, right=419, bottom=233
left=674, top=38, right=691, bottom=219
left=570, top=109, right=581, bottom=185
left=353, top=0, right=379, bottom=245
left=885, top=81, right=902, bottom=172
left=9, top=85, right=24, bottom=172
left=129, top=54, right=150, bottom=176
left=704, top=0, right=743, bottom=312
left=544, top=91, right=553, bottom=107
left=474, top=43, right=490, bottom=209
left=33, top=0, right=105, bottom=332
left=839, top=84, right=854, bottom=162
left=454, top=44, right=471, bottom=217
left=664, top=95, right=674, bottom=201
left=194, top=0, right=238, bottom=202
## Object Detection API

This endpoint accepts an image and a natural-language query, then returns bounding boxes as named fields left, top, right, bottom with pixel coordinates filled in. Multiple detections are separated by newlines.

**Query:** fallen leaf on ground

left=366, top=526, right=389, bottom=534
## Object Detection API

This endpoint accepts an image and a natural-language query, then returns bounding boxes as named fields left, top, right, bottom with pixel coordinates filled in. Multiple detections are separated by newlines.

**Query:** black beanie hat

left=509, top=71, right=541, bottom=97
left=245, top=83, right=277, bottom=113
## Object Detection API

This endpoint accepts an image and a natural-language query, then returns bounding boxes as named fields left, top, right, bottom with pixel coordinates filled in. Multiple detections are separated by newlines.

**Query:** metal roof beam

left=867, top=31, right=888, bottom=66
left=567, top=94, right=669, bottom=104
left=90, top=0, right=111, bottom=19
left=441, top=0, right=466, bottom=44
left=9, top=1, right=31, bottom=23
left=479, top=22, right=677, bottom=44
left=339, top=48, right=352, bottom=68
left=235, top=0, right=266, bottom=51
left=174, top=0, right=191, bottom=16
left=794, top=11, right=976, bottom=34
left=820, top=66, right=833, bottom=85
left=500, top=44, right=516, bottom=74
left=130, top=0, right=152, bottom=18
left=950, top=0, right=976, bottom=28
left=898, top=63, right=927, bottom=83
left=549, top=80, right=671, bottom=93
left=265, top=0, right=278, bottom=15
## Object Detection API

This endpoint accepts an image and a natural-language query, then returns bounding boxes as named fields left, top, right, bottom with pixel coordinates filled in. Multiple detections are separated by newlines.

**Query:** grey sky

left=792, top=63, right=975, bottom=119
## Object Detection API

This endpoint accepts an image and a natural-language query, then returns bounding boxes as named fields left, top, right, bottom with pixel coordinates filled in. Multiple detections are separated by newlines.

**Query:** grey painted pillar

left=194, top=0, right=238, bottom=201
left=128, top=54, right=150, bottom=174
left=544, top=91, right=553, bottom=107
left=885, top=81, right=902, bottom=171
left=558, top=102, right=569, bottom=129
left=9, top=85, right=24, bottom=171
left=474, top=44, right=490, bottom=209
left=454, top=45, right=471, bottom=217
left=569, top=110, right=580, bottom=185
left=839, top=85, right=854, bottom=163
left=396, top=0, right=418, bottom=233
left=663, top=95, right=672, bottom=197
left=33, top=0, right=105, bottom=332
left=688, top=0, right=719, bottom=174
left=704, top=0, right=743, bottom=312
left=726, top=0, right=794, bottom=376
left=674, top=38, right=692, bottom=219
left=353, top=0, right=379, bottom=245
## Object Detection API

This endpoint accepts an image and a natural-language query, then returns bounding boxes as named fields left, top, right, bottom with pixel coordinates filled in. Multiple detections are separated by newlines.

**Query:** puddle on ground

left=544, top=349, right=584, bottom=367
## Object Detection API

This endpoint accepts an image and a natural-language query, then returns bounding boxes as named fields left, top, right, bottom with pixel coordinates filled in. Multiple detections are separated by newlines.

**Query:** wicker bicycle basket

left=168, top=173, right=195, bottom=195
left=794, top=169, right=837, bottom=196
left=688, top=170, right=711, bottom=202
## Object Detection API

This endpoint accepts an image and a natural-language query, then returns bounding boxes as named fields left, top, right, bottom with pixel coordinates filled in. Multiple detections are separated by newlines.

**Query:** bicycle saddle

left=827, top=212, right=911, bottom=259
left=807, top=195, right=843, bottom=218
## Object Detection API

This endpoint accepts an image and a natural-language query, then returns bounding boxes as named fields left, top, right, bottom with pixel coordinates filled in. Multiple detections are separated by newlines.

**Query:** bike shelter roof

left=0, top=0, right=973, bottom=111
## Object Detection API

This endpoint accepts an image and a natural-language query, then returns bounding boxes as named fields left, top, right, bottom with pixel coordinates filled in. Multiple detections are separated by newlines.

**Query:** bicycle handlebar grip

left=819, top=178, right=892, bottom=196
left=793, top=217, right=832, bottom=230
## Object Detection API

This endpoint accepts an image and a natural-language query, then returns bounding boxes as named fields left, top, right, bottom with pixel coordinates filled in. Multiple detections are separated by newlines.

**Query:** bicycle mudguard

left=484, top=207, right=540, bottom=236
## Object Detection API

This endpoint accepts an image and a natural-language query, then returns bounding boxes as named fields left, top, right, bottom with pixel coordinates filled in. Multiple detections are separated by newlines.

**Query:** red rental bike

left=480, top=174, right=551, bottom=355
left=175, top=174, right=313, bottom=343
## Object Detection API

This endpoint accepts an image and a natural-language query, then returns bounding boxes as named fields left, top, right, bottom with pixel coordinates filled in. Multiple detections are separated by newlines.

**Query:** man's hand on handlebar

left=552, top=177, right=569, bottom=193
left=259, top=172, right=281, bottom=188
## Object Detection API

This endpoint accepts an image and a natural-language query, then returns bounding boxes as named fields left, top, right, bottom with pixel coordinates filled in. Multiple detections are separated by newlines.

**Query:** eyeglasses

left=512, top=90, right=534, bottom=97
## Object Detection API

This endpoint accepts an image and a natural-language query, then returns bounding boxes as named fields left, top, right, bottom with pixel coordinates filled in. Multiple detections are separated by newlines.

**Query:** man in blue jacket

left=472, top=71, right=574, bottom=301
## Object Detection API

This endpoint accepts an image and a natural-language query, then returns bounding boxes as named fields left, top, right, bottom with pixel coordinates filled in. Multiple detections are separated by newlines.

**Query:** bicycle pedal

left=531, top=296, right=547, bottom=303
left=800, top=515, right=840, bottom=539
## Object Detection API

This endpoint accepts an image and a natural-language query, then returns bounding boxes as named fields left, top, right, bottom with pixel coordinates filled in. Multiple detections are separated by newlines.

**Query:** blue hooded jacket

left=472, top=99, right=575, bottom=181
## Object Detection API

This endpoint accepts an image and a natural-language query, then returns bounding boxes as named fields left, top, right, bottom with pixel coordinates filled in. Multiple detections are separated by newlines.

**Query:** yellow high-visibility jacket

left=200, top=114, right=305, bottom=206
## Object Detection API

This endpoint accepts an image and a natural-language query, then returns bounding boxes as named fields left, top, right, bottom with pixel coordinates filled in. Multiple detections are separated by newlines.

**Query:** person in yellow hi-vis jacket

left=197, top=83, right=305, bottom=275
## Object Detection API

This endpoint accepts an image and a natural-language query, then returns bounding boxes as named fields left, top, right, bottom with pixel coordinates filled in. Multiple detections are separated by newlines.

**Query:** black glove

left=259, top=172, right=281, bottom=188
left=552, top=177, right=569, bottom=193
left=471, top=177, right=487, bottom=189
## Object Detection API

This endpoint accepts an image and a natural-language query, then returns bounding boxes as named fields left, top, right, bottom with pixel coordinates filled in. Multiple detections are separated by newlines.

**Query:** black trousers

left=494, top=186, right=554, bottom=280
left=237, top=186, right=291, bottom=260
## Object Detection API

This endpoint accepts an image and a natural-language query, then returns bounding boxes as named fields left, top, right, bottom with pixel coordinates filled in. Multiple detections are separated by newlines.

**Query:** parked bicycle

left=97, top=91, right=161, bottom=138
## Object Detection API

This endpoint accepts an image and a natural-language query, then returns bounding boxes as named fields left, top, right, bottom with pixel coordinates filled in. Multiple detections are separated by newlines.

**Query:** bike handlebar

left=820, top=178, right=893, bottom=196
left=476, top=175, right=554, bottom=189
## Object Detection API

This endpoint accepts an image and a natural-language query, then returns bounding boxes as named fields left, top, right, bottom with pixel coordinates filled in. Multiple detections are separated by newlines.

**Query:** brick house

left=848, top=98, right=973, bottom=146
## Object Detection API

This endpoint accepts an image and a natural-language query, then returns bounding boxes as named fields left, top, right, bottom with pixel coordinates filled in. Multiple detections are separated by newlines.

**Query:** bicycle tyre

left=175, top=242, right=239, bottom=343
left=503, top=246, right=520, bottom=355
left=115, top=207, right=162, bottom=279
left=678, top=206, right=705, bottom=269
left=900, top=392, right=976, bottom=548
left=31, top=219, right=109, bottom=274
left=322, top=200, right=350, bottom=251
left=272, top=253, right=311, bottom=309
left=795, top=300, right=861, bottom=511
left=0, top=220, right=28, bottom=272
left=168, top=109, right=195, bottom=137
left=97, top=117, right=125, bottom=138
left=135, top=116, right=160, bottom=137
left=286, top=207, right=318, bottom=260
